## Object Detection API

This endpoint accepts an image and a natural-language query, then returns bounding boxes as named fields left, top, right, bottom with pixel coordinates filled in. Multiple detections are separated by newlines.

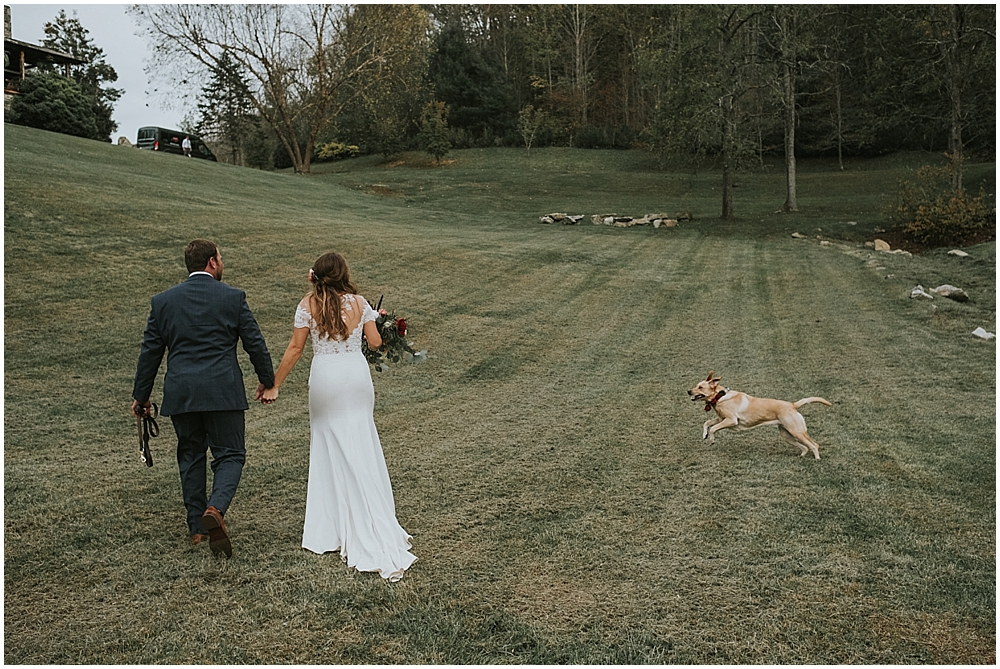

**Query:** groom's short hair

left=185, top=239, right=218, bottom=273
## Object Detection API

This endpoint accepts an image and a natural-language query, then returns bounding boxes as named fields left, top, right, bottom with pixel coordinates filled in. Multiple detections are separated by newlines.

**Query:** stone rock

left=791, top=232, right=805, bottom=239
left=972, top=327, right=995, bottom=340
left=567, top=215, right=584, bottom=224
left=604, top=216, right=615, bottom=225
left=820, top=240, right=831, bottom=246
left=874, top=239, right=891, bottom=252
left=539, top=216, right=554, bottom=224
left=932, top=285, right=969, bottom=302
left=948, top=249, right=970, bottom=257
left=910, top=285, right=934, bottom=299
left=662, top=219, right=678, bottom=227
left=847, top=221, right=858, bottom=226
left=117, top=136, right=133, bottom=147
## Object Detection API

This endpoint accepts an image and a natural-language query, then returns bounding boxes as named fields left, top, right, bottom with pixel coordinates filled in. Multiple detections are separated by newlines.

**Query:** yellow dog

left=688, top=371, right=830, bottom=459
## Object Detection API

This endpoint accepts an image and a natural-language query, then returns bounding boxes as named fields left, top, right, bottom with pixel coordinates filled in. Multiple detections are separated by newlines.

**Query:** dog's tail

left=794, top=397, right=831, bottom=409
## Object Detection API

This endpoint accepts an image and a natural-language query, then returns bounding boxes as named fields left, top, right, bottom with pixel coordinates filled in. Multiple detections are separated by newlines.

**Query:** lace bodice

left=295, top=295, right=377, bottom=356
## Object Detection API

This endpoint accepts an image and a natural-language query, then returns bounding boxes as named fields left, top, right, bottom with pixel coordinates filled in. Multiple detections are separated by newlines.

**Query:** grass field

left=4, top=122, right=995, bottom=664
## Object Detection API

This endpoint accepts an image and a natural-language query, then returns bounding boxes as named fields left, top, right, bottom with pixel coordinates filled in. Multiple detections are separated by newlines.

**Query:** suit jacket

left=132, top=274, right=275, bottom=416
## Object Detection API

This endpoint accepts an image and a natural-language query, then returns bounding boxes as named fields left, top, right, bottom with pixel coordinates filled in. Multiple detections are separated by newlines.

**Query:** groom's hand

left=132, top=399, right=151, bottom=417
left=255, top=383, right=266, bottom=402
left=260, top=386, right=279, bottom=404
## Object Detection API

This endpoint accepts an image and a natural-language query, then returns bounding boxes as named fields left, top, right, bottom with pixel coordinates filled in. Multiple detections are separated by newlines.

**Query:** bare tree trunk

left=782, top=58, right=798, bottom=211
left=571, top=5, right=588, bottom=126
left=944, top=5, right=964, bottom=194
left=834, top=63, right=844, bottom=171
left=721, top=94, right=736, bottom=220
left=930, top=4, right=967, bottom=194
left=778, top=8, right=798, bottom=212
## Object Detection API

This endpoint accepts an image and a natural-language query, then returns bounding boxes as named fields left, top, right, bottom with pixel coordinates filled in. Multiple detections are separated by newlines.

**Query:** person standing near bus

left=182, top=135, right=192, bottom=157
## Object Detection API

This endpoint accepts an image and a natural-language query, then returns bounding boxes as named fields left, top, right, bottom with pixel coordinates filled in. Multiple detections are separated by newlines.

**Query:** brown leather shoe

left=201, top=506, right=232, bottom=558
left=190, top=533, right=210, bottom=545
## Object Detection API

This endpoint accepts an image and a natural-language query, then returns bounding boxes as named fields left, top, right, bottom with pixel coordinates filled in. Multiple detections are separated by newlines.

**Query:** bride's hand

left=261, top=386, right=279, bottom=404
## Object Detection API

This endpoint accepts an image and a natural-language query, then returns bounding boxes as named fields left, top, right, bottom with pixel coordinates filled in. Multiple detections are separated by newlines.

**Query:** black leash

left=136, top=403, right=159, bottom=467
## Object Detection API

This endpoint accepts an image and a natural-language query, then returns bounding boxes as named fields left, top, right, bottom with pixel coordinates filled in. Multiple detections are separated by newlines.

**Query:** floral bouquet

left=362, top=295, right=428, bottom=372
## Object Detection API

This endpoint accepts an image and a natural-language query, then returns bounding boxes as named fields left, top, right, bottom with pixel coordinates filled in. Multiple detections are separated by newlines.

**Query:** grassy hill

left=4, top=123, right=995, bottom=663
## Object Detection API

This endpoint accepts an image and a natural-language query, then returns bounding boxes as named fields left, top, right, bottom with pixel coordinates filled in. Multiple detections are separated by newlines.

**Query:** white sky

left=8, top=3, right=189, bottom=140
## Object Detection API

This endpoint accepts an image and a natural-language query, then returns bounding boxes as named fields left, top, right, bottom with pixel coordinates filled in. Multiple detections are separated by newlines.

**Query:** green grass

left=4, top=123, right=995, bottom=664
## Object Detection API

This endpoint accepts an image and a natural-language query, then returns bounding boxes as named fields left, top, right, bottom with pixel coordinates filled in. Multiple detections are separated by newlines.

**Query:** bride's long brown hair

left=309, top=252, right=359, bottom=340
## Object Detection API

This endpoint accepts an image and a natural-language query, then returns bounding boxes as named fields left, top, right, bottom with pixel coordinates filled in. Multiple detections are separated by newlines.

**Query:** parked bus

left=136, top=127, right=217, bottom=161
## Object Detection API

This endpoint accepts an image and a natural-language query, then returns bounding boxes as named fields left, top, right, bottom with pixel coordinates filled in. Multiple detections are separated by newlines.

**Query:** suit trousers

left=170, top=410, right=246, bottom=535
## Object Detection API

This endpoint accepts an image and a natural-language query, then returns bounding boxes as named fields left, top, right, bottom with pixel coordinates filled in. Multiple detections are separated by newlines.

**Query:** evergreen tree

left=41, top=10, right=122, bottom=142
left=418, top=101, right=451, bottom=164
left=428, top=18, right=507, bottom=138
left=194, top=51, right=258, bottom=166
left=8, top=71, right=99, bottom=139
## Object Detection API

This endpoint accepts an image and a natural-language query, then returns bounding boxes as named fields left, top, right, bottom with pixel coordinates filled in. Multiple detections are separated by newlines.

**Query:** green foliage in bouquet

left=362, top=296, right=427, bottom=372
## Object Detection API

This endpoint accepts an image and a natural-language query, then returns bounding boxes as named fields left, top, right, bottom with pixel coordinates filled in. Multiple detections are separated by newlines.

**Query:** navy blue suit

left=133, top=273, right=275, bottom=535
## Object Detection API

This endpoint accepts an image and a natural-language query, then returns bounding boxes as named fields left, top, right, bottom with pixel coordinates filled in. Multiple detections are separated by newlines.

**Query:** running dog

left=687, top=371, right=830, bottom=459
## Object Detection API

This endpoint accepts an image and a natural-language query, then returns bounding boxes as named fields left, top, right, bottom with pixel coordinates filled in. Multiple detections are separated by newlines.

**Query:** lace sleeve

left=360, top=296, right=378, bottom=325
left=294, top=304, right=312, bottom=329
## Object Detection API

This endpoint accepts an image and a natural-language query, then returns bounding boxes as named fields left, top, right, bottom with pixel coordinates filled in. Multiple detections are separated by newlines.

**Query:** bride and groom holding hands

left=131, top=239, right=416, bottom=582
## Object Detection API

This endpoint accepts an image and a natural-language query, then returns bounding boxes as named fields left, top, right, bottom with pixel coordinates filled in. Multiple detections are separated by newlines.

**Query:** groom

left=132, top=239, right=274, bottom=557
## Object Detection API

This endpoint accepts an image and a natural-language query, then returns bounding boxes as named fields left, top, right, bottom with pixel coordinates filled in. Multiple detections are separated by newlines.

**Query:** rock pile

left=538, top=212, right=690, bottom=228
left=909, top=284, right=971, bottom=302
left=538, top=213, right=585, bottom=224
left=932, top=284, right=970, bottom=302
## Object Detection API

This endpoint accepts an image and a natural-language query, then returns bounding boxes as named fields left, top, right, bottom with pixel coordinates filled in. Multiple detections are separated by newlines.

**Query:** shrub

left=905, top=190, right=995, bottom=247
left=8, top=71, right=99, bottom=140
left=418, top=101, right=451, bottom=164
left=889, top=165, right=996, bottom=247
left=314, top=141, right=360, bottom=162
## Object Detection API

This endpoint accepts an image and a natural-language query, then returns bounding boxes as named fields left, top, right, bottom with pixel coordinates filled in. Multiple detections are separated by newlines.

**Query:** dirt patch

left=364, top=184, right=403, bottom=197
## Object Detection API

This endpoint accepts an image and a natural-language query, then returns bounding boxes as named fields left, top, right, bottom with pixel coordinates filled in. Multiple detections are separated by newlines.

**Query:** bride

left=262, top=252, right=416, bottom=581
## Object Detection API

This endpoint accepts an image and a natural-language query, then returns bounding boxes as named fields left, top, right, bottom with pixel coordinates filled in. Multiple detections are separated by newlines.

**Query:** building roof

left=5, top=37, right=86, bottom=67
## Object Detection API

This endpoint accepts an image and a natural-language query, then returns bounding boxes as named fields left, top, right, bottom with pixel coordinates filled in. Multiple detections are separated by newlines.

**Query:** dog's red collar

left=704, top=389, right=727, bottom=411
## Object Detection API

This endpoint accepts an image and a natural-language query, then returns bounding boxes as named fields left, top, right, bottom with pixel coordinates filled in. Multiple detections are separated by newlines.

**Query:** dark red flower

left=395, top=318, right=407, bottom=336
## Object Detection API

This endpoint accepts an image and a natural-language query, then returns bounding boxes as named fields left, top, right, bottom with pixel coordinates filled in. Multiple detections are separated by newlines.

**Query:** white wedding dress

left=295, top=295, right=416, bottom=581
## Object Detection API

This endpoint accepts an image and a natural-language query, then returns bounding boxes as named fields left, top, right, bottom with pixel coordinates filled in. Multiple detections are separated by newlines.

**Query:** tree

left=339, top=4, right=432, bottom=160
left=8, top=71, right=99, bottom=139
left=923, top=4, right=996, bottom=193
left=764, top=6, right=815, bottom=212
left=40, top=10, right=122, bottom=142
left=130, top=4, right=413, bottom=174
left=517, top=103, right=547, bottom=151
left=418, top=101, right=451, bottom=164
left=194, top=51, right=257, bottom=165
left=641, top=6, right=766, bottom=220
left=428, top=17, right=506, bottom=137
